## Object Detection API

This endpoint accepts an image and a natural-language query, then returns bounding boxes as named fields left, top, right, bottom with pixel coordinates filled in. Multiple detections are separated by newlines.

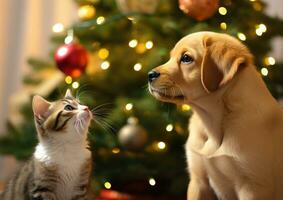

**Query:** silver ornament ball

left=118, top=117, right=148, bottom=150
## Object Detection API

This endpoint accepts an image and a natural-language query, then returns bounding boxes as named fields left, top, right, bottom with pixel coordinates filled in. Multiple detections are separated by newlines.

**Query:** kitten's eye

left=64, top=105, right=74, bottom=111
left=180, top=54, right=194, bottom=64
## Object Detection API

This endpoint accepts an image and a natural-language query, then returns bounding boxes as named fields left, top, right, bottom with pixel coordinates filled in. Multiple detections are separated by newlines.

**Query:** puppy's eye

left=180, top=54, right=194, bottom=64
left=64, top=105, right=75, bottom=111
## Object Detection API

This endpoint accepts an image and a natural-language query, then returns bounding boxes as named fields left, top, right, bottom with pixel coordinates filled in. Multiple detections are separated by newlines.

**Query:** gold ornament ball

left=179, top=0, right=219, bottom=21
left=78, top=5, right=96, bottom=20
left=118, top=117, right=148, bottom=150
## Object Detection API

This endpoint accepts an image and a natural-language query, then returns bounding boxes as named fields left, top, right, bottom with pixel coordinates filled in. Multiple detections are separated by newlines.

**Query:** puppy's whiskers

left=164, top=87, right=168, bottom=98
left=175, top=83, right=187, bottom=103
left=145, top=84, right=153, bottom=95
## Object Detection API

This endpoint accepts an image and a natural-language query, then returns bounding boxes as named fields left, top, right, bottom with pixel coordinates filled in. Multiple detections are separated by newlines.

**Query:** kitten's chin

left=71, top=110, right=91, bottom=136
left=74, top=119, right=90, bottom=136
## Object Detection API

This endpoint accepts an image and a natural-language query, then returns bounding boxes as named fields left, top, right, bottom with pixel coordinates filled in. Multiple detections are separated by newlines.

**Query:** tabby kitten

left=1, top=89, right=93, bottom=200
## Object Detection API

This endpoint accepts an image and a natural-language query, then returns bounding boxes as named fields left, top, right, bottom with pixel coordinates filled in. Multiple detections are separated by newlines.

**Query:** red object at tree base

left=179, top=0, right=219, bottom=21
left=97, top=190, right=185, bottom=200
left=54, top=43, right=88, bottom=78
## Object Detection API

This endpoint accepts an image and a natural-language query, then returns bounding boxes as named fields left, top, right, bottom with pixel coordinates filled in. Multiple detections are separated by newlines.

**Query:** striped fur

left=1, top=92, right=93, bottom=200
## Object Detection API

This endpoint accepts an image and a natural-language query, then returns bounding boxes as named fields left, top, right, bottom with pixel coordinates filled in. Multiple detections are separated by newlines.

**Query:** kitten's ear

left=32, top=95, right=51, bottom=118
left=65, top=89, right=73, bottom=99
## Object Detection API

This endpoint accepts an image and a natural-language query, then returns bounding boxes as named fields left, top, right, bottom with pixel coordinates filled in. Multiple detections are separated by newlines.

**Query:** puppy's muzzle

left=148, top=71, right=160, bottom=82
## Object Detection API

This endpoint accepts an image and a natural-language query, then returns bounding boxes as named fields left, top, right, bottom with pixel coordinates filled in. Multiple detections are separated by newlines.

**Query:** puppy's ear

left=201, top=36, right=247, bottom=93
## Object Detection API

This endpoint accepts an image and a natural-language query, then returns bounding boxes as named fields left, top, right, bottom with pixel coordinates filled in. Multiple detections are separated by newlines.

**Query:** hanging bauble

left=179, top=0, right=219, bottom=21
left=78, top=5, right=96, bottom=20
left=118, top=117, right=148, bottom=150
left=54, top=43, right=88, bottom=78
left=116, top=0, right=159, bottom=14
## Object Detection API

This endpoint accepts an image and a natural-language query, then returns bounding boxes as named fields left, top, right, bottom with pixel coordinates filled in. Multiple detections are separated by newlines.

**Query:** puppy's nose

left=148, top=71, right=160, bottom=82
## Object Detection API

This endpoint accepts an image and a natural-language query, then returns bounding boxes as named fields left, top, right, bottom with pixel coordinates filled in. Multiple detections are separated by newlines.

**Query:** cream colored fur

left=34, top=94, right=91, bottom=199
left=34, top=138, right=90, bottom=200
left=149, top=31, right=283, bottom=200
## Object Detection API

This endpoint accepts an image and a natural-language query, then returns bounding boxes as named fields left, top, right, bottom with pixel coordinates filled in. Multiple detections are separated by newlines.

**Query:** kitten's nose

left=83, top=106, right=92, bottom=119
left=148, top=71, right=160, bottom=82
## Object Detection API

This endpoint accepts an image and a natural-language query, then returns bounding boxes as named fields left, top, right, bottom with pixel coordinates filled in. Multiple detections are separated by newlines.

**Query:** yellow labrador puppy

left=148, top=31, right=283, bottom=200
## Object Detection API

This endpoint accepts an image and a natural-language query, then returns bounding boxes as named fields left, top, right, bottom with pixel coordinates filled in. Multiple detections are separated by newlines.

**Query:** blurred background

left=0, top=0, right=283, bottom=199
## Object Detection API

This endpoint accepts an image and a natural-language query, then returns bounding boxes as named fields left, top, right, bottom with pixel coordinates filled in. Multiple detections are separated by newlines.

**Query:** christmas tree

left=1, top=0, right=283, bottom=198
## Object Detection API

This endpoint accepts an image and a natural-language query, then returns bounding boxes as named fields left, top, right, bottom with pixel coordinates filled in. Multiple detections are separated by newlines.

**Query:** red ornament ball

left=179, top=0, right=219, bottom=21
left=54, top=43, right=88, bottom=78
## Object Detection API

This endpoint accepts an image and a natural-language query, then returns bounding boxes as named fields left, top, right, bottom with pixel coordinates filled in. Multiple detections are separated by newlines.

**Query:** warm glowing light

left=127, top=16, right=135, bottom=21
left=264, top=56, right=276, bottom=66
left=261, top=68, right=268, bottom=76
left=145, top=41, right=154, bottom=49
left=65, top=76, right=72, bottom=84
left=72, top=70, right=82, bottom=78
left=128, top=16, right=138, bottom=24
left=255, top=29, right=263, bottom=36
left=125, top=103, right=133, bottom=111
left=133, top=63, right=142, bottom=71
left=104, top=182, right=111, bottom=189
left=101, top=61, right=110, bottom=70
left=72, top=81, right=80, bottom=89
left=166, top=124, right=173, bottom=132
left=78, top=5, right=96, bottom=20
left=220, top=22, right=227, bottom=30
left=218, top=7, right=227, bottom=15
left=267, top=57, right=276, bottom=65
left=157, top=141, right=166, bottom=150
left=96, top=16, right=105, bottom=25
left=259, top=24, right=267, bottom=32
left=112, top=148, right=120, bottom=154
left=182, top=104, right=191, bottom=112
left=136, top=43, right=146, bottom=54
left=149, top=178, right=156, bottom=186
left=255, top=23, right=267, bottom=36
left=237, top=33, right=246, bottom=41
left=98, top=48, right=109, bottom=59
left=52, top=23, right=64, bottom=33
left=129, top=39, right=138, bottom=48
